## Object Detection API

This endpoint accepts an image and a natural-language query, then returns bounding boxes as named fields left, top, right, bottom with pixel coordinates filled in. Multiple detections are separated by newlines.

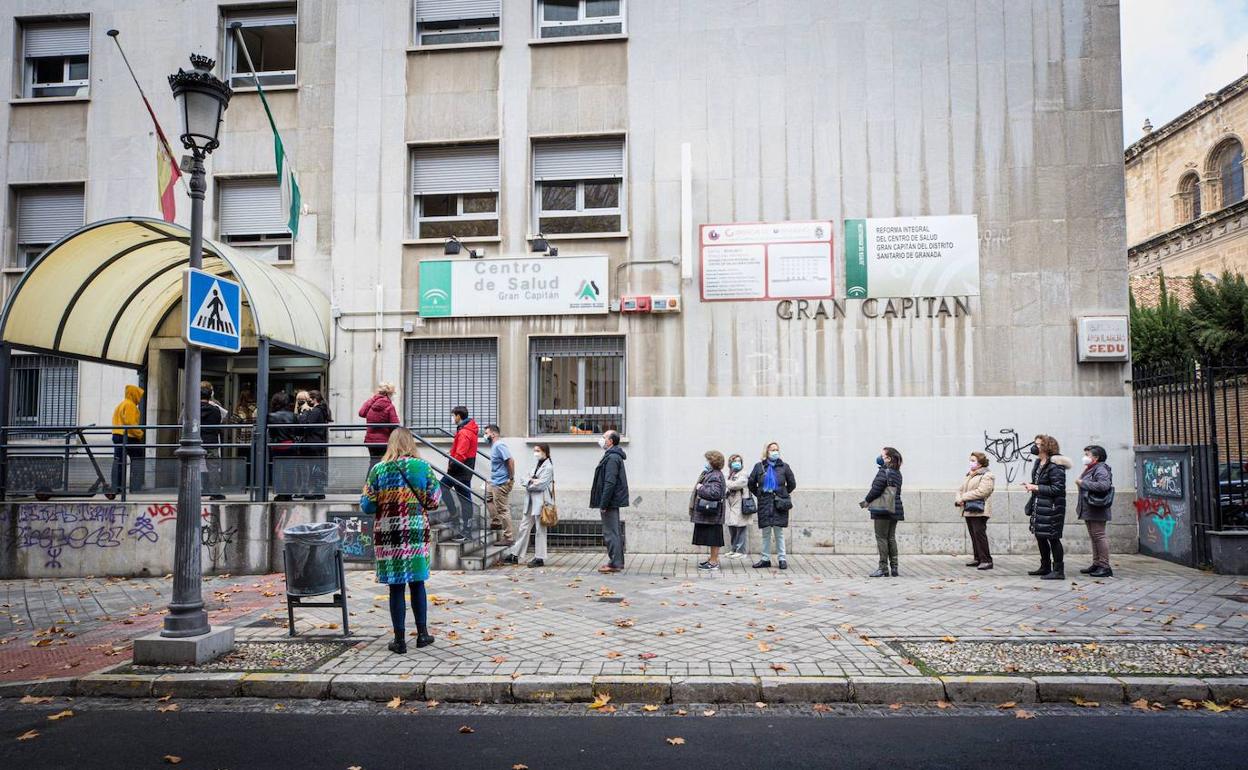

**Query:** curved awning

left=0, top=217, right=329, bottom=367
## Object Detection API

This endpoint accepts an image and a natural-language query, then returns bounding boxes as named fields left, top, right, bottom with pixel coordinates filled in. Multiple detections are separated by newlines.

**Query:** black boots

left=1089, top=566, right=1113, bottom=578
left=890, top=564, right=899, bottom=577
left=1041, top=567, right=1065, bottom=580
left=1027, top=565, right=1051, bottom=576
left=415, top=633, right=435, bottom=648
left=387, top=638, right=407, bottom=654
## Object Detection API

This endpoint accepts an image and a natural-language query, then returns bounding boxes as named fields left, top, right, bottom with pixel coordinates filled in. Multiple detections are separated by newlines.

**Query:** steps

left=427, top=509, right=507, bottom=571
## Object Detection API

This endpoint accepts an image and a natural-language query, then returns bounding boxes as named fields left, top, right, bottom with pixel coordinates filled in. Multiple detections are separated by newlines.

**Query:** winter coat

left=360, top=456, right=442, bottom=584
left=112, top=385, right=145, bottom=440
left=1076, top=461, right=1114, bottom=522
left=297, top=402, right=331, bottom=445
left=522, top=459, right=555, bottom=518
left=724, top=468, right=752, bottom=527
left=864, top=466, right=905, bottom=521
left=268, top=408, right=298, bottom=446
left=199, top=400, right=223, bottom=447
left=1028, top=455, right=1072, bottom=539
left=358, top=394, right=399, bottom=446
left=956, top=468, right=996, bottom=517
left=589, top=446, right=630, bottom=509
left=748, top=459, right=797, bottom=529
left=449, top=418, right=479, bottom=470
left=689, top=468, right=727, bottom=525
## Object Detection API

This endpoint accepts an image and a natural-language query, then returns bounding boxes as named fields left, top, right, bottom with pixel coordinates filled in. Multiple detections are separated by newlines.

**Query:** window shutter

left=218, top=178, right=289, bottom=236
left=533, top=138, right=624, bottom=181
left=224, top=6, right=297, bottom=26
left=405, top=338, right=498, bottom=434
left=23, top=21, right=90, bottom=58
left=17, top=186, right=85, bottom=245
left=411, top=144, right=500, bottom=195
left=416, top=0, right=501, bottom=23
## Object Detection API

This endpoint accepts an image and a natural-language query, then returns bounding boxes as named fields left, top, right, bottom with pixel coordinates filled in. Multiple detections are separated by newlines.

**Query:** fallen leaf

left=936, top=700, right=952, bottom=709
left=163, top=756, right=182, bottom=765
left=1203, top=700, right=1231, bottom=713
left=157, top=703, right=180, bottom=713
left=490, top=655, right=508, bottom=664
left=31, top=639, right=53, bottom=648
left=770, top=663, right=788, bottom=672
left=43, top=709, right=73, bottom=722
left=1071, top=696, right=1099, bottom=708
left=613, top=618, right=635, bottom=628
left=1178, top=698, right=1200, bottom=710
left=386, top=697, right=403, bottom=710
left=675, top=709, right=688, bottom=716
left=996, top=702, right=1017, bottom=710
left=1192, top=623, right=1207, bottom=630
left=458, top=725, right=475, bottom=734
left=1014, top=709, right=1035, bottom=719
left=940, top=635, right=958, bottom=644
left=17, top=730, right=39, bottom=741
left=19, top=695, right=53, bottom=704
left=588, top=693, right=612, bottom=710
left=426, top=700, right=440, bottom=708
left=156, top=694, right=173, bottom=702
left=702, top=709, right=716, bottom=717
left=757, top=642, right=772, bottom=652
left=642, top=704, right=660, bottom=712
left=638, top=652, right=658, bottom=660
left=754, top=701, right=767, bottom=709
left=666, top=737, right=686, bottom=746
left=605, top=651, right=623, bottom=659
left=888, top=703, right=903, bottom=711
left=513, top=765, right=530, bottom=770
left=812, top=703, right=834, bottom=713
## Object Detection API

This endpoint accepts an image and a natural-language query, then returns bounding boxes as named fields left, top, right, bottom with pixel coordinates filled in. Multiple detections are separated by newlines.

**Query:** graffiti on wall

left=5, top=504, right=157, bottom=569
left=1135, top=497, right=1181, bottom=552
left=145, top=503, right=213, bottom=525
left=329, top=512, right=374, bottom=562
left=1141, top=458, right=1184, bottom=499
left=982, top=428, right=1036, bottom=484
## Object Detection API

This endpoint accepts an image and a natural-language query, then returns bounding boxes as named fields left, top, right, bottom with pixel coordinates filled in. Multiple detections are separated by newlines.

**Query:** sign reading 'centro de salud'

left=419, top=255, right=609, bottom=318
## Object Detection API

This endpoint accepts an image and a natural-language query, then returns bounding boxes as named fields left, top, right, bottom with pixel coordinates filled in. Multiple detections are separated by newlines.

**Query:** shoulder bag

left=742, top=496, right=758, bottom=515
left=962, top=499, right=985, bottom=514
left=867, top=471, right=898, bottom=515
left=540, top=480, right=559, bottom=528
left=1086, top=486, right=1115, bottom=508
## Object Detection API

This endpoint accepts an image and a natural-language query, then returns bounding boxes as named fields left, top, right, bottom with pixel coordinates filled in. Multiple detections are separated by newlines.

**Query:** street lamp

left=161, top=54, right=232, bottom=640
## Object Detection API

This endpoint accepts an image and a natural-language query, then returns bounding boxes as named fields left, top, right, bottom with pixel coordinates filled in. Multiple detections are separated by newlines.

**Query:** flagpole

left=105, top=29, right=189, bottom=195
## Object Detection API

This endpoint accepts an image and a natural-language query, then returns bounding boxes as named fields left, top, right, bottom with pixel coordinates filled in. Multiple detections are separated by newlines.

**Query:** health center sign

left=700, top=221, right=834, bottom=301
left=419, top=255, right=609, bottom=318
left=844, top=215, right=980, bottom=298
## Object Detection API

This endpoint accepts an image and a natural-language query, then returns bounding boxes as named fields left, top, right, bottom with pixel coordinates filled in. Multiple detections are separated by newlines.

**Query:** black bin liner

left=283, top=522, right=341, bottom=597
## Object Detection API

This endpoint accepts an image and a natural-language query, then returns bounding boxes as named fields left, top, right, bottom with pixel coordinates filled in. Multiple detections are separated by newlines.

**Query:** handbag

left=962, top=499, right=986, bottom=514
left=1086, top=486, right=1115, bottom=508
left=741, top=496, right=758, bottom=515
left=539, top=481, right=559, bottom=528
left=695, top=497, right=721, bottom=515
left=867, top=485, right=898, bottom=515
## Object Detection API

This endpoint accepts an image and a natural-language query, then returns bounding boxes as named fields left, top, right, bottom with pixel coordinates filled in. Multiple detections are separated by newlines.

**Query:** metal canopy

left=0, top=217, right=329, bottom=367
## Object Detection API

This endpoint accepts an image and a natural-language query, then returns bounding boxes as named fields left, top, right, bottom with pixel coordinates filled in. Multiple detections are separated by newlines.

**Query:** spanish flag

left=144, top=93, right=181, bottom=223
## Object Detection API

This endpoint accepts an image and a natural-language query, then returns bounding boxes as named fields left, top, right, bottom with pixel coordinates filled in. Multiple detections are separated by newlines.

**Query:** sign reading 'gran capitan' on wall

left=418, top=255, right=609, bottom=318
left=844, top=215, right=980, bottom=299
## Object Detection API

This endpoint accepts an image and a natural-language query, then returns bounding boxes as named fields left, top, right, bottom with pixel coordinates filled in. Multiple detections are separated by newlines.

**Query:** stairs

left=428, top=506, right=507, bottom=571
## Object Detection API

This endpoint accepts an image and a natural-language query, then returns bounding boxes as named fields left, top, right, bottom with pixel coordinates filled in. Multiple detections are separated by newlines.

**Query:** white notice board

left=700, top=221, right=834, bottom=301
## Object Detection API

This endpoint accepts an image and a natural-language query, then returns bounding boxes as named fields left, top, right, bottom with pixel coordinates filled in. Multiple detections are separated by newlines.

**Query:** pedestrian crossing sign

left=184, top=268, right=242, bottom=352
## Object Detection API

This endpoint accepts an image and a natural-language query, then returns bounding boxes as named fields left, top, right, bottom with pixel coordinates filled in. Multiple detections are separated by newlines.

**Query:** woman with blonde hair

left=359, top=382, right=400, bottom=469
left=748, top=441, right=796, bottom=570
left=360, top=428, right=442, bottom=654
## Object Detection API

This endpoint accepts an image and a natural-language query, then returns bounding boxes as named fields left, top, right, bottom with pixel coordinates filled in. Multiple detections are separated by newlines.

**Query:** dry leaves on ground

left=940, top=636, right=958, bottom=643
left=158, top=704, right=180, bottom=713
left=513, top=765, right=530, bottom=770
left=812, top=704, right=834, bottom=713
left=703, top=710, right=716, bottom=717
left=47, top=710, right=74, bottom=721
left=605, top=651, right=623, bottom=659
left=613, top=618, right=635, bottom=628
left=19, top=695, right=53, bottom=705
left=666, top=737, right=686, bottom=746
left=1131, top=698, right=1166, bottom=712
left=458, top=726, right=475, bottom=734
left=642, top=704, right=660, bottom=712
left=888, top=703, right=903, bottom=711
left=770, top=663, right=788, bottom=672
left=936, top=700, right=952, bottom=709
left=996, top=702, right=1017, bottom=710
left=1178, top=699, right=1201, bottom=710
left=490, top=655, right=508, bottom=664
left=1014, top=709, right=1036, bottom=719
left=1071, top=697, right=1099, bottom=708
left=1203, top=701, right=1231, bottom=713
left=163, top=756, right=182, bottom=765
left=426, top=700, right=440, bottom=708
left=757, top=642, right=772, bottom=652
left=638, top=652, right=658, bottom=660
left=17, top=730, right=39, bottom=741
left=588, top=694, right=612, bottom=710
left=386, top=697, right=403, bottom=710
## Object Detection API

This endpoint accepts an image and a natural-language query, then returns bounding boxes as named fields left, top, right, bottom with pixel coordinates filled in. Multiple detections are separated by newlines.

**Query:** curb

left=2, top=673, right=1246, bottom=705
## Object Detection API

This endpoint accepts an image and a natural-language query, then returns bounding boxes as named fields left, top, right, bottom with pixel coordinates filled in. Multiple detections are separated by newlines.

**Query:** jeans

left=388, top=581, right=428, bottom=640
left=874, top=518, right=899, bottom=568
left=509, top=513, right=548, bottom=561
left=1085, top=520, right=1110, bottom=568
left=729, top=525, right=748, bottom=554
left=965, top=516, right=991, bottom=564
left=442, top=464, right=475, bottom=537
left=600, top=507, right=625, bottom=568
left=760, top=526, right=786, bottom=561
left=487, top=480, right=515, bottom=539
left=1036, top=537, right=1064, bottom=571
left=111, top=434, right=145, bottom=493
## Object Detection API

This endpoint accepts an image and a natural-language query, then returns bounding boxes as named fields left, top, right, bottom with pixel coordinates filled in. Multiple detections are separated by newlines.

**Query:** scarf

left=763, top=459, right=780, bottom=493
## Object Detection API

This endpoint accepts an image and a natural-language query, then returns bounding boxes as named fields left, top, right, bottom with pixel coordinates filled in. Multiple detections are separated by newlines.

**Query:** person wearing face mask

left=502, top=444, right=554, bottom=567
left=483, top=424, right=515, bottom=546
left=723, top=453, right=752, bottom=559
left=589, top=430, right=629, bottom=573
left=1022, top=434, right=1072, bottom=580
left=955, top=451, right=996, bottom=570
left=862, top=447, right=905, bottom=577
left=690, top=451, right=728, bottom=571
left=1075, top=444, right=1115, bottom=577
left=444, top=406, right=479, bottom=543
left=748, top=441, right=797, bottom=570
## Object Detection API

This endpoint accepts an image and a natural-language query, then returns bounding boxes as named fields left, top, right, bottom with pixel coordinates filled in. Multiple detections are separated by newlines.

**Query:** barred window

left=405, top=338, right=498, bottom=436
left=10, top=354, right=78, bottom=428
left=529, top=336, right=624, bottom=436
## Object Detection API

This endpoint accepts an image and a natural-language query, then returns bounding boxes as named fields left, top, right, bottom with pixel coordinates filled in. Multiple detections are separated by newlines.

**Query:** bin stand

left=283, top=549, right=351, bottom=637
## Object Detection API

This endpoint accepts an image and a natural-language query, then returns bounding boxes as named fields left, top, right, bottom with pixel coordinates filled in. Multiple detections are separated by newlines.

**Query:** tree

left=1188, top=270, right=1248, bottom=359
left=1129, top=274, right=1192, bottom=369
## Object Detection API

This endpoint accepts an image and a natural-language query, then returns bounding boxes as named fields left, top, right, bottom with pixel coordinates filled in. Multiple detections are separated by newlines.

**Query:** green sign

left=842, top=215, right=979, bottom=299
left=418, top=260, right=452, bottom=317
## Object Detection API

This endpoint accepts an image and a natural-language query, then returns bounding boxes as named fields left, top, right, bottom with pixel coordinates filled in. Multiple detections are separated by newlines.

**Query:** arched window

left=1208, top=138, right=1245, bottom=209
left=1178, top=172, right=1202, bottom=222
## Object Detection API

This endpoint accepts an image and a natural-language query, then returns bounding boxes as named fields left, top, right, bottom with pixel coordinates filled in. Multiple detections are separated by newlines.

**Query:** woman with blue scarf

left=747, top=441, right=797, bottom=570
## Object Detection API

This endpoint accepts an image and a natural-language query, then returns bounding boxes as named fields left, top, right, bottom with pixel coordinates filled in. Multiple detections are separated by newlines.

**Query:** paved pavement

left=2, top=553, right=1245, bottom=687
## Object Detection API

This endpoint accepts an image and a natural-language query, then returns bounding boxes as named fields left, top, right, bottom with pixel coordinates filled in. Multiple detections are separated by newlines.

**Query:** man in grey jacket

left=589, top=430, right=629, bottom=573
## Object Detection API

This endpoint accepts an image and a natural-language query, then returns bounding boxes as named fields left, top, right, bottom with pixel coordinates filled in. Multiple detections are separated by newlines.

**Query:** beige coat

left=724, top=469, right=751, bottom=527
left=955, top=468, right=996, bottom=517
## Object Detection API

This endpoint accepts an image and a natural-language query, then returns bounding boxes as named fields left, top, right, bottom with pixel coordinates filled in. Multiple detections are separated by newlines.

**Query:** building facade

left=1125, top=72, right=1248, bottom=281
left=0, top=1, right=1134, bottom=555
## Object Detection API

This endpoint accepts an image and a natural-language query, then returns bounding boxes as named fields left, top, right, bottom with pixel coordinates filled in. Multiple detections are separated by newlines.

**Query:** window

left=19, top=18, right=90, bottom=98
left=1212, top=139, right=1245, bottom=209
left=405, top=338, right=498, bottom=435
left=13, top=185, right=85, bottom=268
left=537, top=0, right=623, bottom=38
left=10, top=354, right=78, bottom=428
left=217, top=177, right=291, bottom=260
left=1177, top=173, right=1202, bottom=223
left=410, top=144, right=500, bottom=239
left=414, top=0, right=500, bottom=45
left=532, top=138, right=624, bottom=234
left=223, top=5, right=297, bottom=88
left=529, top=336, right=624, bottom=436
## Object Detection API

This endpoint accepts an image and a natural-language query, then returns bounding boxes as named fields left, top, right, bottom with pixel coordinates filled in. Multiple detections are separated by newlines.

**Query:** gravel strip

left=899, top=640, right=1248, bottom=676
left=123, top=641, right=353, bottom=675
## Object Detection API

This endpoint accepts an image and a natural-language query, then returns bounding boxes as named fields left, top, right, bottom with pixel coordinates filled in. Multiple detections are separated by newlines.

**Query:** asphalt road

left=1, top=703, right=1245, bottom=770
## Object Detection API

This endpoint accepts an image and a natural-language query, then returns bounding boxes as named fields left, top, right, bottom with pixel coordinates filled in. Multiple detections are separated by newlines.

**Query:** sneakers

left=449, top=533, right=468, bottom=543
left=724, top=551, right=742, bottom=560
left=697, top=561, right=720, bottom=571
left=501, top=554, right=519, bottom=565
left=752, top=559, right=772, bottom=569
left=778, top=559, right=788, bottom=570
left=976, top=562, right=993, bottom=571
left=597, top=564, right=621, bottom=574
left=869, top=568, right=889, bottom=578
left=527, top=558, right=545, bottom=568
left=965, top=561, right=981, bottom=567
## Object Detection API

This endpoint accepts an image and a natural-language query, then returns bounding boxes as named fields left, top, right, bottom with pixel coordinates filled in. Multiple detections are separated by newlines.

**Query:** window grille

left=405, top=338, right=499, bottom=435
left=9, top=354, right=78, bottom=429
left=529, top=336, right=624, bottom=436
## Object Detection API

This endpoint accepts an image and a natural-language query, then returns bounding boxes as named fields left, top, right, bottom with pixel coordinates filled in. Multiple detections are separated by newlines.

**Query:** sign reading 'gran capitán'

left=419, top=255, right=609, bottom=318
left=844, top=215, right=980, bottom=299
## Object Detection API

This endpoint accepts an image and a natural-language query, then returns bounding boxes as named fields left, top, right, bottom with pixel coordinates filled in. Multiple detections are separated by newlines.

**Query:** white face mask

left=598, top=437, right=608, bottom=450
left=1082, top=455, right=1093, bottom=466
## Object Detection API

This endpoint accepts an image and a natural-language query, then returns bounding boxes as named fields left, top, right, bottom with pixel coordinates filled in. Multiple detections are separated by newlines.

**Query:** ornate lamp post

left=161, top=54, right=232, bottom=639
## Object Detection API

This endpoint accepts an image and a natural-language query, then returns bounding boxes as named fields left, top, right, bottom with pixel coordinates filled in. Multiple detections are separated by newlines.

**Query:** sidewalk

left=2, top=555, right=1246, bottom=705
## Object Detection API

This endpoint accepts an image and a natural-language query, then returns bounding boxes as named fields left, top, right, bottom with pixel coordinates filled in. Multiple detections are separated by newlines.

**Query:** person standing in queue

left=445, top=406, right=479, bottom=543
left=956, top=451, right=996, bottom=570
left=359, top=383, right=399, bottom=469
left=690, top=451, right=727, bottom=572
left=590, top=430, right=629, bottom=574
left=502, top=443, right=554, bottom=567
left=862, top=447, right=905, bottom=578
left=1023, top=434, right=1071, bottom=580
left=749, top=441, right=796, bottom=570
left=723, top=453, right=752, bottom=559
left=1076, top=444, right=1115, bottom=578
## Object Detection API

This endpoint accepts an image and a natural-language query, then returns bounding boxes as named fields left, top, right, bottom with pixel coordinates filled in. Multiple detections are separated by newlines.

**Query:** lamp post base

left=133, top=626, right=235, bottom=666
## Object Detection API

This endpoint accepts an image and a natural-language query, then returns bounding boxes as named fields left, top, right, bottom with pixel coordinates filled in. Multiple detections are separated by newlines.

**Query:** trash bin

left=283, top=522, right=342, bottom=597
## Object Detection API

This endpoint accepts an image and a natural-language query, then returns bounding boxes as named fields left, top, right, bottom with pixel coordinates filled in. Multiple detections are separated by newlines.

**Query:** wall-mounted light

left=547, top=246, right=558, bottom=257
left=530, top=233, right=549, bottom=253
left=445, top=235, right=483, bottom=258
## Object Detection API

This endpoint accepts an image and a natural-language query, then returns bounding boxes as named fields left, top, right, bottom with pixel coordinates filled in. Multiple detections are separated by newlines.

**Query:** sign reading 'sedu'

left=844, top=215, right=980, bottom=298
left=419, top=255, right=609, bottom=318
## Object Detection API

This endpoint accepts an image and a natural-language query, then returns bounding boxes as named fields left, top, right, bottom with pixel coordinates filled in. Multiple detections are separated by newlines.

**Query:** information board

left=700, top=221, right=834, bottom=301
left=844, top=215, right=980, bottom=299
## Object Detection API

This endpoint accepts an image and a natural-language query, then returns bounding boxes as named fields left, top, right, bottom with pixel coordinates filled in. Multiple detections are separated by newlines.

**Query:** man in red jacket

left=445, top=405, right=479, bottom=542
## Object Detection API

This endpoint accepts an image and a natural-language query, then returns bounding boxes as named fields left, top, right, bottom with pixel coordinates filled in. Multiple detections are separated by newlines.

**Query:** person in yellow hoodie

left=110, top=385, right=145, bottom=496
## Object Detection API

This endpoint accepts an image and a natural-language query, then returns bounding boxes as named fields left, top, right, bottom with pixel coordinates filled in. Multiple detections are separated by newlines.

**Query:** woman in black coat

left=1023, top=434, right=1072, bottom=580
left=268, top=392, right=298, bottom=501
left=747, top=441, right=797, bottom=570
left=689, top=450, right=727, bottom=571
left=861, top=446, right=905, bottom=577
left=296, top=390, right=332, bottom=500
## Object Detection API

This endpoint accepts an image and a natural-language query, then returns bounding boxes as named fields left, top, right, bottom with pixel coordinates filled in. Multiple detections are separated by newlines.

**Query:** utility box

left=650, top=295, right=681, bottom=313
left=620, top=295, right=651, bottom=313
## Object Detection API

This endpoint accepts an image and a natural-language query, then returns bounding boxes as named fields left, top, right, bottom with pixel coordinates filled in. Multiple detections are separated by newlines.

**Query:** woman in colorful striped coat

left=360, top=428, right=442, bottom=654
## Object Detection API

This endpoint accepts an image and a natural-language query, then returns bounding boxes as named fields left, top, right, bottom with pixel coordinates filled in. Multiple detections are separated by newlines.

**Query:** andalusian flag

left=253, top=79, right=301, bottom=239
